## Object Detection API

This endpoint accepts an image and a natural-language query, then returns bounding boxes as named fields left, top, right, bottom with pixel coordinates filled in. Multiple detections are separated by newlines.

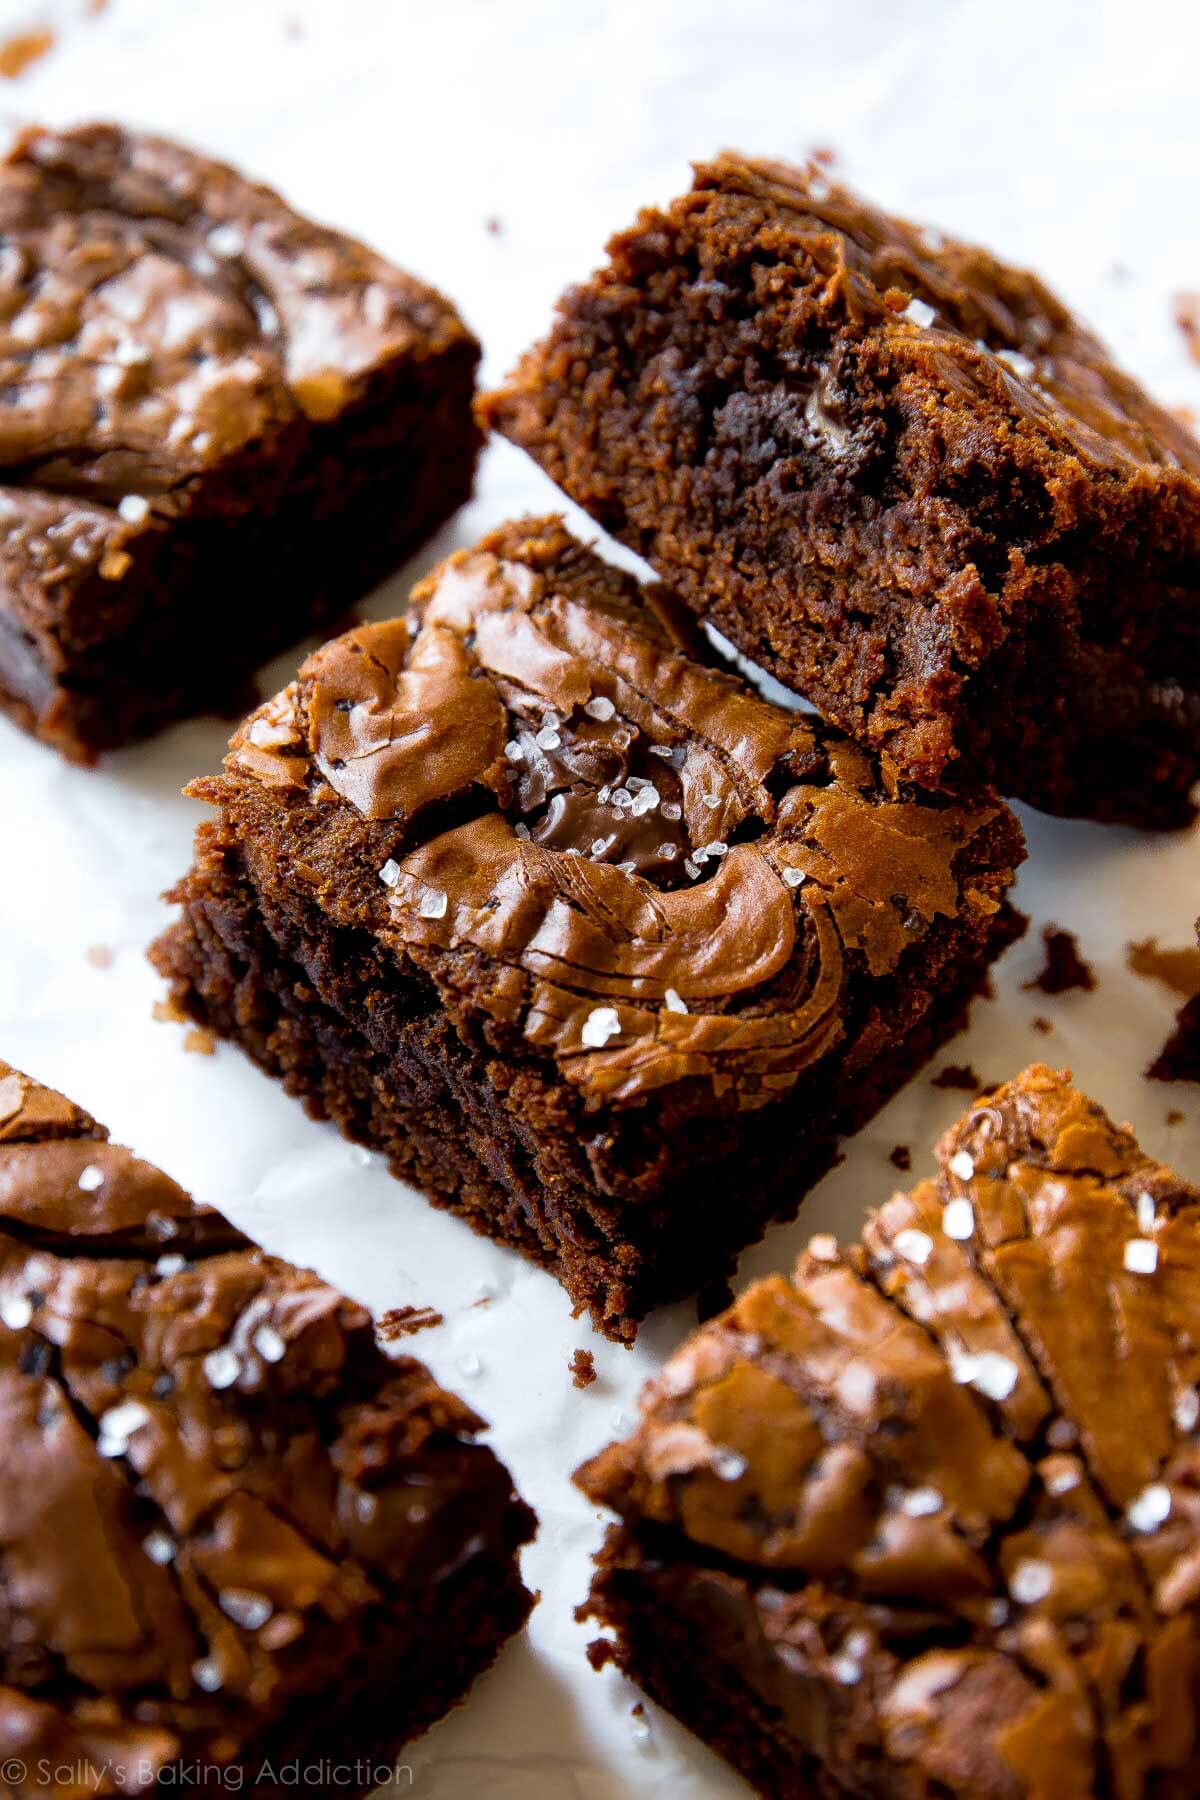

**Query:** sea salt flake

left=590, top=837, right=613, bottom=857
left=657, top=842, right=678, bottom=861
left=535, top=726, right=561, bottom=751
left=901, top=1486, right=943, bottom=1518
left=663, top=988, right=689, bottom=1015
left=702, top=840, right=728, bottom=859
left=143, top=1530, right=176, bottom=1565
left=985, top=1598, right=1010, bottom=1626
left=378, top=859, right=401, bottom=888
left=1137, top=1191, right=1157, bottom=1233
left=1046, top=1465, right=1080, bottom=1496
left=98, top=1401, right=150, bottom=1454
left=155, top=1254, right=186, bottom=1277
left=894, top=1228, right=933, bottom=1267
left=808, top=1233, right=839, bottom=1263
left=617, top=860, right=636, bottom=875
left=1174, top=1390, right=1200, bottom=1433
left=1124, top=1238, right=1158, bottom=1275
left=782, top=866, right=806, bottom=888
left=582, top=1007, right=621, bottom=1049
left=1009, top=1559, right=1053, bottom=1604
left=712, top=1448, right=748, bottom=1481
left=610, top=787, right=632, bottom=809
left=952, top=1350, right=1018, bottom=1402
left=660, top=801, right=682, bottom=822
left=504, top=739, right=525, bottom=763
left=844, top=1629, right=872, bottom=1661
left=584, top=695, right=615, bottom=722
left=220, top=1588, right=273, bottom=1630
left=702, top=792, right=720, bottom=809
left=355, top=1490, right=378, bottom=1523
left=0, top=1293, right=32, bottom=1329
left=630, top=786, right=660, bottom=817
left=514, top=822, right=531, bottom=840
left=942, top=1198, right=975, bottom=1241
left=193, top=1658, right=223, bottom=1692
left=207, top=224, right=245, bottom=258
left=685, top=859, right=702, bottom=879
left=78, top=1164, right=104, bottom=1192
left=948, top=1149, right=975, bottom=1181
left=1127, top=1483, right=1172, bottom=1533
left=252, top=1324, right=287, bottom=1364
left=203, top=1346, right=242, bottom=1390
left=117, top=494, right=150, bottom=524
left=418, top=887, right=448, bottom=921
left=903, top=297, right=936, bottom=328
left=830, top=1655, right=861, bottom=1685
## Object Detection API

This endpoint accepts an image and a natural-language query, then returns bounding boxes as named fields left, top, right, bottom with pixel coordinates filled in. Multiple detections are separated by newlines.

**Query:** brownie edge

left=0, top=1059, right=535, bottom=1799
left=576, top=1064, right=1200, bottom=1797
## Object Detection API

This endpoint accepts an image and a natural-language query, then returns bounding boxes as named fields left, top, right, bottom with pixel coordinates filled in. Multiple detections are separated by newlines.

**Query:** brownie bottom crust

left=0, top=350, right=478, bottom=761
left=151, top=819, right=1023, bottom=1340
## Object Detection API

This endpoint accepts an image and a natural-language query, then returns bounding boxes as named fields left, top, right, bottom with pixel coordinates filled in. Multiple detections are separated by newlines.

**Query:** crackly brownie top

left=0, top=1060, right=528, bottom=1795
left=0, top=122, right=474, bottom=579
left=578, top=1064, right=1200, bottom=1796
left=215, top=516, right=1019, bottom=1111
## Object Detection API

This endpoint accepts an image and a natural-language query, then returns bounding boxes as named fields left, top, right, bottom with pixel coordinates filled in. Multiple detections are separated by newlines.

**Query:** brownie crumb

left=1032, top=1015, right=1054, bottom=1035
left=697, top=1277, right=735, bottom=1324
left=1127, top=936, right=1200, bottom=998
left=1175, top=294, right=1200, bottom=364
left=377, top=1305, right=444, bottom=1341
left=1149, top=996, right=1200, bottom=1085
left=1168, top=1109, right=1185, bottom=1126
left=1024, top=926, right=1095, bottom=995
left=889, top=1144, right=912, bottom=1171
left=585, top=1636, right=614, bottom=1671
left=0, top=27, right=53, bottom=78
left=570, top=1348, right=597, bottom=1389
left=182, top=1027, right=216, bottom=1056
left=931, top=1062, right=983, bottom=1092
left=810, top=145, right=837, bottom=166
left=152, top=997, right=188, bottom=1025
left=85, top=944, right=113, bottom=970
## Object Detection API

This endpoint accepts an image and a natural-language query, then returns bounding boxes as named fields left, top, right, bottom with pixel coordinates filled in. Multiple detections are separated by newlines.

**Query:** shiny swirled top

left=219, top=518, right=1021, bottom=1111
left=0, top=122, right=474, bottom=573
left=0, top=1060, right=532, bottom=1797
left=579, top=1065, right=1200, bottom=1797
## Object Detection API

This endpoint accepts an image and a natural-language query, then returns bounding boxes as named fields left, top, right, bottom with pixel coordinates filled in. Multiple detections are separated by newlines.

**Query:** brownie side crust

left=152, top=516, right=1025, bottom=1339
left=0, top=1059, right=535, bottom=1798
left=481, top=154, right=1200, bottom=825
left=576, top=1064, right=1200, bottom=1796
left=0, top=123, right=480, bottom=760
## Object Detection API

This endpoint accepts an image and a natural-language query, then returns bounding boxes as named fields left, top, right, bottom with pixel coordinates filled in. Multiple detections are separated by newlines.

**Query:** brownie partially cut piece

left=151, top=516, right=1024, bottom=1340
left=577, top=1064, right=1200, bottom=1797
left=482, top=153, right=1200, bottom=825
left=0, top=122, right=480, bottom=760
left=0, top=1059, right=535, bottom=1799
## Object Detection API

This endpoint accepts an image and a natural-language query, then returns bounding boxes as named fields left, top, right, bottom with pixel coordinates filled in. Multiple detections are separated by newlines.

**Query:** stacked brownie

left=153, top=516, right=1025, bottom=1338
left=0, top=1058, right=534, bottom=1798
left=482, top=153, right=1200, bottom=824
left=578, top=1066, right=1200, bottom=1796
left=0, top=123, right=480, bottom=760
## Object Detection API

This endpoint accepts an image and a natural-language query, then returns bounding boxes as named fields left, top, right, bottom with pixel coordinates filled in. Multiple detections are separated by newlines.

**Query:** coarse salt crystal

left=684, top=860, right=701, bottom=879
left=1137, top=1191, right=1157, bottom=1233
left=155, top=1254, right=186, bottom=1277
left=504, top=739, right=525, bottom=762
left=1009, top=1559, right=1053, bottom=1604
left=514, top=822, right=531, bottom=840
left=660, top=801, right=682, bottom=821
left=702, top=840, right=728, bottom=859
left=219, top=1588, right=273, bottom=1630
left=942, top=1198, right=975, bottom=1241
left=418, top=887, right=448, bottom=920
left=948, top=1150, right=975, bottom=1181
left=630, top=786, right=660, bottom=817
left=1045, top=1465, right=1080, bottom=1496
left=117, top=494, right=150, bottom=524
left=1124, top=1238, right=1158, bottom=1275
left=893, top=1228, right=933, bottom=1266
left=143, top=1530, right=176, bottom=1564
left=98, top=1401, right=150, bottom=1454
left=808, top=1233, right=839, bottom=1263
left=782, top=866, right=806, bottom=888
left=1127, top=1483, right=1172, bottom=1533
left=901, top=1486, right=943, bottom=1517
left=535, top=726, right=561, bottom=751
left=712, top=1448, right=748, bottom=1481
left=903, top=297, right=936, bottom=329
left=657, top=842, right=678, bottom=861
left=203, top=1346, right=241, bottom=1390
left=702, top=792, right=720, bottom=809
left=193, top=1658, right=223, bottom=1692
left=830, top=1655, right=861, bottom=1685
left=78, top=1164, right=104, bottom=1192
left=252, top=1324, right=286, bottom=1364
left=379, top=859, right=401, bottom=888
left=0, top=1293, right=32, bottom=1329
left=585, top=695, right=615, bottom=722
left=952, top=1349, right=1019, bottom=1402
left=1175, top=1390, right=1200, bottom=1433
left=581, top=1006, right=621, bottom=1049
left=207, top=224, right=245, bottom=258
left=664, top=988, right=688, bottom=1015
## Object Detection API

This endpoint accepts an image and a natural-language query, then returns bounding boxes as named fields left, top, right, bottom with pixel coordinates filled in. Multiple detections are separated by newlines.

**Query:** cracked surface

left=0, top=122, right=480, bottom=759
left=0, top=1060, right=535, bottom=1798
left=482, top=152, right=1200, bottom=825
left=577, top=1064, right=1200, bottom=1797
left=152, top=517, right=1023, bottom=1337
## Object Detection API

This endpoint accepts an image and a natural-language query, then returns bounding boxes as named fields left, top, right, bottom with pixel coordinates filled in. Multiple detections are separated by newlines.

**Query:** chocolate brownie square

left=0, top=1057, right=534, bottom=1798
left=0, top=123, right=480, bottom=760
left=578, top=1064, right=1200, bottom=1795
left=151, top=516, right=1024, bottom=1340
left=481, top=153, right=1200, bottom=824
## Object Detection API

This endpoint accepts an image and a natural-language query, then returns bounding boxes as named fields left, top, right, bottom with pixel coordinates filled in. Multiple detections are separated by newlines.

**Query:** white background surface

left=1, top=1, right=1199, bottom=1792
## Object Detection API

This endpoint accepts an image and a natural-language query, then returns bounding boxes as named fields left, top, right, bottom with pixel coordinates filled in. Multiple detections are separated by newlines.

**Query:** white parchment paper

left=1, top=1, right=1199, bottom=1791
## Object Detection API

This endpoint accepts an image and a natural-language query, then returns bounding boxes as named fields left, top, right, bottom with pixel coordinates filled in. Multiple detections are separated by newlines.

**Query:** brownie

left=577, top=1063, right=1200, bottom=1796
left=481, top=153, right=1200, bottom=825
left=0, top=122, right=479, bottom=761
left=151, top=516, right=1025, bottom=1340
left=0, top=1058, right=535, bottom=1798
